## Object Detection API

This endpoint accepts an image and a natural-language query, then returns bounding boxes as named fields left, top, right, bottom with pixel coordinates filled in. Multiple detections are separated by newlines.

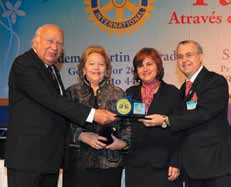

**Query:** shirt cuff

left=86, top=108, right=95, bottom=123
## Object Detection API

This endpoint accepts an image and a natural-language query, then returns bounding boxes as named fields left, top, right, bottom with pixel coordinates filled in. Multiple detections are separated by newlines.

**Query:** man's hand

left=139, top=114, right=165, bottom=127
left=168, top=166, right=180, bottom=181
left=94, top=109, right=116, bottom=125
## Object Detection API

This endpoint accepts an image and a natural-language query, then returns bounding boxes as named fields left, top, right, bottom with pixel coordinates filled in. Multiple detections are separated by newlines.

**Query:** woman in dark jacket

left=63, top=46, right=130, bottom=187
left=125, top=47, right=181, bottom=187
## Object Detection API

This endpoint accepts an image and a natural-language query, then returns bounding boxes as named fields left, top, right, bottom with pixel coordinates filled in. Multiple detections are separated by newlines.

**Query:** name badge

left=186, top=100, right=197, bottom=110
left=133, top=102, right=146, bottom=115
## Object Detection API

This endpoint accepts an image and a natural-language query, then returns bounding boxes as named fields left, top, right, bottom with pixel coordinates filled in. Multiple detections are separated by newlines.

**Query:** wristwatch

left=161, top=115, right=168, bottom=128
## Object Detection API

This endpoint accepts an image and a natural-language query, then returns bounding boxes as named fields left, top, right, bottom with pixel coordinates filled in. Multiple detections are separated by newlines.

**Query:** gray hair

left=176, top=40, right=203, bottom=54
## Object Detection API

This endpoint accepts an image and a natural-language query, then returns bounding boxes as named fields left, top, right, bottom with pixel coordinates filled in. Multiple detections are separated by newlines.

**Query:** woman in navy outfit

left=125, top=47, right=181, bottom=187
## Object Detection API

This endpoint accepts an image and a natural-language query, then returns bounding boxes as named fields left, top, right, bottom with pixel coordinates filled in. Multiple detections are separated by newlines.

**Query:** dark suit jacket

left=5, top=49, right=90, bottom=173
left=126, top=81, right=181, bottom=169
left=169, top=67, right=231, bottom=179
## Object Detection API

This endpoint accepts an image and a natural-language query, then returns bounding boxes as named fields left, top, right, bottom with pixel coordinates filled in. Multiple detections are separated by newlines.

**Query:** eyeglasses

left=45, top=39, right=64, bottom=48
left=177, top=52, right=199, bottom=60
left=39, top=35, right=63, bottom=48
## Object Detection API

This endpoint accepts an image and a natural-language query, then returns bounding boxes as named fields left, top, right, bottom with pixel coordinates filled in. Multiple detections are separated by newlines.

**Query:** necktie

left=47, top=65, right=63, bottom=95
left=185, top=80, right=192, bottom=96
left=47, top=65, right=56, bottom=80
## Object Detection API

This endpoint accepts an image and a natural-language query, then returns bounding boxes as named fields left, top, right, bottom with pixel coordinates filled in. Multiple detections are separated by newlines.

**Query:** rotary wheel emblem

left=84, top=0, right=155, bottom=36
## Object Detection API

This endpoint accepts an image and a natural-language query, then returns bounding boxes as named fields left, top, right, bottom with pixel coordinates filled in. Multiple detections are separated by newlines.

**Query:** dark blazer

left=169, top=67, right=231, bottom=179
left=126, top=81, right=181, bottom=168
left=5, top=49, right=90, bottom=173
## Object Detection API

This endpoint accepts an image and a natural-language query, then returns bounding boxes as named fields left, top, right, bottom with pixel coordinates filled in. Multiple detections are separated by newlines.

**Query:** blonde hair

left=78, top=45, right=112, bottom=81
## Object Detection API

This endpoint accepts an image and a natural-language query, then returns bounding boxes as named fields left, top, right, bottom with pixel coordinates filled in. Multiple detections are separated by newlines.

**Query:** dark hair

left=133, top=47, right=164, bottom=82
left=78, top=45, right=112, bottom=81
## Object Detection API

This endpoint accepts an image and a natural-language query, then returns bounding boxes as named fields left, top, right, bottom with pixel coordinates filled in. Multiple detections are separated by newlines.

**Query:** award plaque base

left=99, top=127, right=117, bottom=145
left=116, top=114, right=148, bottom=120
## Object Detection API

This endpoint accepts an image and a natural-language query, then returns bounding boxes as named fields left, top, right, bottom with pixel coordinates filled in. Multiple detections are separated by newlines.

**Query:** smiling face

left=177, top=42, right=203, bottom=79
left=33, top=24, right=64, bottom=65
left=137, top=57, right=158, bottom=83
left=84, top=52, right=106, bottom=85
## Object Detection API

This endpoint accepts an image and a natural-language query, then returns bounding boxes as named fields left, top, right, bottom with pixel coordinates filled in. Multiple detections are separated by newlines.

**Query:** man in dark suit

left=141, top=40, right=231, bottom=187
left=5, top=24, right=116, bottom=187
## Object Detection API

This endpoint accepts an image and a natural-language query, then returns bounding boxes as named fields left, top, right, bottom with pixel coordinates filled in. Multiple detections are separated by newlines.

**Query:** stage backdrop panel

left=1, top=0, right=231, bottom=119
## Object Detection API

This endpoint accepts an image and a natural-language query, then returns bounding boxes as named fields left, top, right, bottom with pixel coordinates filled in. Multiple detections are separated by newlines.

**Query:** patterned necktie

left=185, top=80, right=192, bottom=96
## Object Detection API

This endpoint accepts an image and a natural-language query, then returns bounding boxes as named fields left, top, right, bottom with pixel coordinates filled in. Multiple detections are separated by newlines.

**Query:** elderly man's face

left=33, top=26, right=64, bottom=65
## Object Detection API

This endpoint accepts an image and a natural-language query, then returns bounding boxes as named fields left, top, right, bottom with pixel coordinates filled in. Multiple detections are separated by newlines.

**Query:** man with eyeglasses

left=140, top=40, right=231, bottom=187
left=5, top=24, right=116, bottom=187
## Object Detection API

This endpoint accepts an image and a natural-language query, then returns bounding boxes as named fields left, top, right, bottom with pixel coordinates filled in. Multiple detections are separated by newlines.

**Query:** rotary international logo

left=116, top=98, right=132, bottom=115
left=84, top=0, right=155, bottom=36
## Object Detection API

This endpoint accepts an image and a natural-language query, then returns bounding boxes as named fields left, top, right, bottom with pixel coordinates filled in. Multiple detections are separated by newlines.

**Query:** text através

left=169, top=0, right=231, bottom=25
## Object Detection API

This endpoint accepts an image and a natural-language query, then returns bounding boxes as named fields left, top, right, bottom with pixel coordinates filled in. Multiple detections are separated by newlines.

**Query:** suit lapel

left=30, top=49, right=63, bottom=94
left=147, top=82, right=163, bottom=114
left=132, top=85, right=142, bottom=101
left=132, top=82, right=162, bottom=114
left=180, top=83, right=186, bottom=99
left=181, top=67, right=209, bottom=101
left=190, top=67, right=209, bottom=93
left=30, top=49, right=51, bottom=81
left=53, top=65, right=65, bottom=95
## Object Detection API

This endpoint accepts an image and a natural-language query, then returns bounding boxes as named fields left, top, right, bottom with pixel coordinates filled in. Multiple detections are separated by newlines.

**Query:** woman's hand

left=79, top=132, right=107, bottom=150
left=168, top=166, right=180, bottom=181
left=106, top=135, right=128, bottom=151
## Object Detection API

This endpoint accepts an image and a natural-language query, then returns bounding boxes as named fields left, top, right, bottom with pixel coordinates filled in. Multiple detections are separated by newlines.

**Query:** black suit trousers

left=184, top=169, right=231, bottom=187
left=125, top=165, right=181, bottom=187
left=7, top=168, right=59, bottom=187
left=63, top=167, right=122, bottom=187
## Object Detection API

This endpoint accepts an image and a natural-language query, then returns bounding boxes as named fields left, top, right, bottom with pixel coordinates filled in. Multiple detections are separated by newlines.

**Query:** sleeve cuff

left=86, top=108, right=95, bottom=123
